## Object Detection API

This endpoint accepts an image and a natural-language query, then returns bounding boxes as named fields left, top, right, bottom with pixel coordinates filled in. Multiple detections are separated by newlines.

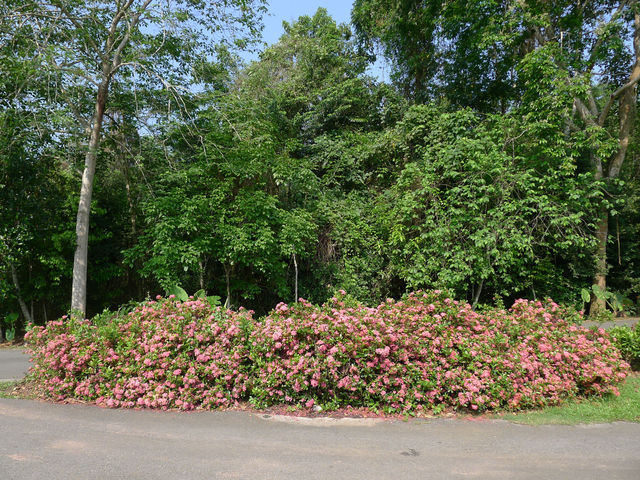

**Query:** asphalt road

left=1, top=398, right=640, bottom=480
left=1, top=335, right=640, bottom=480
left=0, top=348, right=30, bottom=381
left=583, top=317, right=639, bottom=330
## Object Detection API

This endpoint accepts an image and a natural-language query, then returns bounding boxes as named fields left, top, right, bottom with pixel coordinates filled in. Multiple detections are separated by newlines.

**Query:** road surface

left=1, top=337, right=639, bottom=480
left=0, top=347, right=30, bottom=381
left=1, top=398, right=639, bottom=479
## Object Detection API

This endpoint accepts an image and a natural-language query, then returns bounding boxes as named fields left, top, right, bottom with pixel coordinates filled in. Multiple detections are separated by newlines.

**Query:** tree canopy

left=1, top=3, right=639, bottom=328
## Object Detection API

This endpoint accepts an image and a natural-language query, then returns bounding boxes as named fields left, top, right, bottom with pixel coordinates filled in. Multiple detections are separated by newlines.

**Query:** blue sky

left=260, top=0, right=353, bottom=48
left=244, top=0, right=388, bottom=80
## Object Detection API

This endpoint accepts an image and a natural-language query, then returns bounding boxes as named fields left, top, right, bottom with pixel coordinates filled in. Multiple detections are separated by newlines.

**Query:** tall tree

left=352, top=0, right=520, bottom=109
left=2, top=0, right=265, bottom=316
left=236, top=8, right=405, bottom=303
left=126, top=9, right=405, bottom=308
left=353, top=0, right=640, bottom=311
left=381, top=105, right=596, bottom=305
left=0, top=110, right=75, bottom=325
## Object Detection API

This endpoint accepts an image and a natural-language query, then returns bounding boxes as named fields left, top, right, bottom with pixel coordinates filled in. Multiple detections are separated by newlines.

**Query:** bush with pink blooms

left=26, top=297, right=253, bottom=410
left=25, top=291, right=630, bottom=413
left=249, top=291, right=629, bottom=413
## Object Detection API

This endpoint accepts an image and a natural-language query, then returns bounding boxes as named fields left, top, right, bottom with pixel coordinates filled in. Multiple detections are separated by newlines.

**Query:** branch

left=565, top=101, right=579, bottom=135
left=102, top=0, right=136, bottom=61
left=573, top=98, right=597, bottom=126
left=48, top=0, right=101, bottom=54
left=607, top=9, right=640, bottom=179
left=60, top=90, right=90, bottom=131
left=49, top=55, right=100, bottom=87
left=10, top=262, right=34, bottom=325
left=598, top=72, right=640, bottom=125
left=585, top=0, right=628, bottom=74
left=110, top=0, right=154, bottom=70
left=108, top=0, right=136, bottom=40
left=600, top=1, right=640, bottom=125
left=587, top=90, right=599, bottom=117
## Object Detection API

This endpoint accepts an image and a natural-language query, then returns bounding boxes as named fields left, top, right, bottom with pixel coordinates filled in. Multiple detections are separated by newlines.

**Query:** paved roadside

left=1, top=327, right=639, bottom=480
left=583, top=317, right=639, bottom=330
left=0, top=348, right=30, bottom=382
left=1, top=399, right=639, bottom=480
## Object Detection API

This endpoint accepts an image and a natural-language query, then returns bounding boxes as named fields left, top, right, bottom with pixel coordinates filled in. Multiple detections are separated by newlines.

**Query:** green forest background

left=2, top=1, right=640, bottom=327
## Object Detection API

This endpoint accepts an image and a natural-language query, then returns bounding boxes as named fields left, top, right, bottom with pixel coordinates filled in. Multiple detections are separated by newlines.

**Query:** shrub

left=25, top=297, right=253, bottom=410
left=249, top=291, right=629, bottom=413
left=25, top=291, right=630, bottom=414
left=609, top=324, right=640, bottom=370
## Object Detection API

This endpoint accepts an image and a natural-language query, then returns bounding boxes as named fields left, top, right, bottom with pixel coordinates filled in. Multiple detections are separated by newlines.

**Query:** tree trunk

left=70, top=77, right=110, bottom=317
left=119, top=157, right=145, bottom=300
left=471, top=278, right=484, bottom=310
left=29, top=261, right=34, bottom=321
left=224, top=263, right=232, bottom=309
left=198, top=258, right=207, bottom=291
left=122, top=159, right=137, bottom=237
left=292, top=252, right=298, bottom=303
left=10, top=263, right=33, bottom=324
left=590, top=206, right=609, bottom=315
left=590, top=11, right=638, bottom=316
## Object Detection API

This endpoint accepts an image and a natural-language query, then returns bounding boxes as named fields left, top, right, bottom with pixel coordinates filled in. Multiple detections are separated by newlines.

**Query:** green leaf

left=4, top=313, right=18, bottom=326
left=580, top=288, right=591, bottom=304
left=207, top=295, right=221, bottom=308
left=194, top=289, right=207, bottom=299
left=167, top=285, right=189, bottom=302
left=5, top=328, right=15, bottom=342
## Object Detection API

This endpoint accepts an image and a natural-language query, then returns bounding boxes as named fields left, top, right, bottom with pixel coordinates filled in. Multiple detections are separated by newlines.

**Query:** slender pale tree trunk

left=292, top=252, right=298, bottom=303
left=122, top=159, right=137, bottom=237
left=71, top=76, right=110, bottom=316
left=10, top=262, right=33, bottom=324
left=471, top=278, right=484, bottom=310
left=67, top=0, right=150, bottom=316
left=198, top=258, right=206, bottom=290
left=224, top=263, right=232, bottom=309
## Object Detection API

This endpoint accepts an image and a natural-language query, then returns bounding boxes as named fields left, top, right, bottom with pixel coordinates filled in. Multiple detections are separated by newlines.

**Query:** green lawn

left=0, top=380, right=18, bottom=398
left=496, top=373, right=640, bottom=425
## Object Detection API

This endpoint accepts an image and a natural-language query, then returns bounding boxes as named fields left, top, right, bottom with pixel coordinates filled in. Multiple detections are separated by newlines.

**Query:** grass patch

left=0, top=379, right=43, bottom=400
left=496, top=373, right=640, bottom=425
left=0, top=380, right=19, bottom=398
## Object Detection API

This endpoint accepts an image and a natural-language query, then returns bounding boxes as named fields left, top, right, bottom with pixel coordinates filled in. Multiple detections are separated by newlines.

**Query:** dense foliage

left=26, top=293, right=629, bottom=413
left=610, top=324, right=640, bottom=369
left=2, top=3, right=640, bottom=329
left=380, top=106, right=596, bottom=304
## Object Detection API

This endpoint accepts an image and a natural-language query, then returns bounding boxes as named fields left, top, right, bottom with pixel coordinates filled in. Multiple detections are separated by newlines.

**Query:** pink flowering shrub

left=25, top=297, right=253, bottom=410
left=250, top=291, right=629, bottom=413
left=25, top=291, right=629, bottom=413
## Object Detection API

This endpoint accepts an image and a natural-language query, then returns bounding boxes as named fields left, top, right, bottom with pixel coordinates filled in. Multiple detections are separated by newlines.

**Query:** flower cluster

left=25, top=291, right=629, bottom=413
left=26, top=296, right=253, bottom=410
left=249, top=291, right=629, bottom=412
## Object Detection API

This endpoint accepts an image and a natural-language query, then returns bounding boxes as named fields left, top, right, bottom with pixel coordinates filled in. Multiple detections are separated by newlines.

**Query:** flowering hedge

left=26, top=297, right=253, bottom=410
left=250, top=291, right=629, bottom=413
left=25, top=291, right=630, bottom=413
